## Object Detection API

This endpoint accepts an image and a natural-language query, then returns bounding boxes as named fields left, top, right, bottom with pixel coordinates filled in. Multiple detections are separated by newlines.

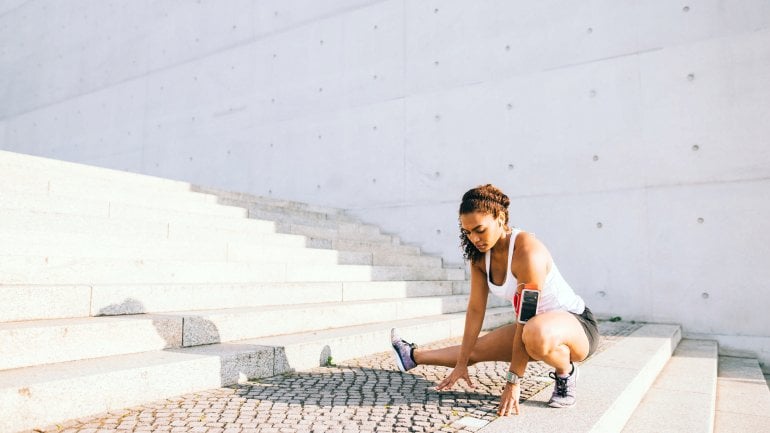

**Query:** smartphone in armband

left=517, top=287, right=540, bottom=324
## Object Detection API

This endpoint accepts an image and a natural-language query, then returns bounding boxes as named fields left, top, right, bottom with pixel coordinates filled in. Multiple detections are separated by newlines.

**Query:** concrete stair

left=0, top=150, right=497, bottom=432
left=2, top=149, right=767, bottom=433
left=480, top=326, right=770, bottom=433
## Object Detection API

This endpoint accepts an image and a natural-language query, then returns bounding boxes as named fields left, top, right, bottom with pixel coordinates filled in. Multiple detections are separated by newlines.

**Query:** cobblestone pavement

left=35, top=321, right=641, bottom=433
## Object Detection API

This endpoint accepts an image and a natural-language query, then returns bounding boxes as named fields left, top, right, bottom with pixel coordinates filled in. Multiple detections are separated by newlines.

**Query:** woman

left=390, top=184, right=599, bottom=416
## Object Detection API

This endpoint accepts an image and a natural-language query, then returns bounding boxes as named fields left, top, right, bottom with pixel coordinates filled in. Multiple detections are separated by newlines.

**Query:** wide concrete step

left=0, top=208, right=277, bottom=243
left=1, top=255, right=464, bottom=284
left=1, top=206, right=397, bottom=247
left=0, top=295, right=510, bottom=370
left=191, top=185, right=352, bottom=218
left=0, top=314, right=183, bottom=370
left=0, top=307, right=513, bottom=433
left=224, top=201, right=360, bottom=228
left=622, top=339, right=718, bottom=433
left=178, top=295, right=506, bottom=347
left=0, top=190, right=249, bottom=220
left=0, top=232, right=426, bottom=274
left=714, top=356, right=770, bottom=432
left=0, top=346, right=227, bottom=433
left=1, top=280, right=474, bottom=323
left=0, top=233, right=419, bottom=267
left=331, top=238, right=422, bottom=255
left=1, top=153, right=368, bottom=231
left=0, top=150, right=190, bottom=191
left=480, top=324, right=682, bottom=433
left=245, top=306, right=514, bottom=374
left=0, top=168, right=218, bottom=206
left=276, top=221, right=393, bottom=244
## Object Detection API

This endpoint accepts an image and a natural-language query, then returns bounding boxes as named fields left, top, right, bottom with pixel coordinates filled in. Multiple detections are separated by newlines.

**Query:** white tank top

left=485, top=229, right=585, bottom=315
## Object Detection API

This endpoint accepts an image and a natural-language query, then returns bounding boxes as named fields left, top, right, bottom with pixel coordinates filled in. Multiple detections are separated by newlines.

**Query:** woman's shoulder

left=513, top=230, right=551, bottom=263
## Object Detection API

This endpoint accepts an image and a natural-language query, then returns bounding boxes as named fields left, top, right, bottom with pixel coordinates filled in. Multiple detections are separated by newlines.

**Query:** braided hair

left=458, top=184, right=511, bottom=263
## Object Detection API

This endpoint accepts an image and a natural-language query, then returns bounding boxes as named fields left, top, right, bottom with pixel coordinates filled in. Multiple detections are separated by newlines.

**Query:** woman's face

left=460, top=211, right=505, bottom=253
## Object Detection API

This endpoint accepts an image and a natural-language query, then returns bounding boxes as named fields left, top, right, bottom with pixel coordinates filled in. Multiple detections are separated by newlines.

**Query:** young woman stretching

left=391, top=184, right=599, bottom=416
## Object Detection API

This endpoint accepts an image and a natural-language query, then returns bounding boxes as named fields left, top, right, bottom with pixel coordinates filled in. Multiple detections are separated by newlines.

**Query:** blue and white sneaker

left=548, top=362, right=578, bottom=408
left=390, top=328, right=417, bottom=372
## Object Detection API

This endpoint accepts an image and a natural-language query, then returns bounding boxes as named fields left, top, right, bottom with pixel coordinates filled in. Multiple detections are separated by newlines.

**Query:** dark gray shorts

left=572, top=306, right=600, bottom=358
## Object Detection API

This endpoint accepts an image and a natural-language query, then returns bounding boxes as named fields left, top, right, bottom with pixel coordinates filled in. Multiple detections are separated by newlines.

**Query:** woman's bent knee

left=521, top=321, right=556, bottom=359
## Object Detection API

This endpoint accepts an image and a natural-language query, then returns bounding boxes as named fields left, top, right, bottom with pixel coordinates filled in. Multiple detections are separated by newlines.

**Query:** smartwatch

left=505, top=371, right=520, bottom=385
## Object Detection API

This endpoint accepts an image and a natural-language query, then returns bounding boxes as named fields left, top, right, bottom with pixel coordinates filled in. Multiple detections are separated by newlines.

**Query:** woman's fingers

left=496, top=385, right=521, bottom=417
left=461, top=372, right=475, bottom=388
left=513, top=397, right=520, bottom=415
left=497, top=396, right=511, bottom=416
left=435, top=376, right=455, bottom=391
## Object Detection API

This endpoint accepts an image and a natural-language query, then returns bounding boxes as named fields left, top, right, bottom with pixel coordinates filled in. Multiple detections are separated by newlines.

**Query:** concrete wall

left=1, top=1, right=769, bottom=367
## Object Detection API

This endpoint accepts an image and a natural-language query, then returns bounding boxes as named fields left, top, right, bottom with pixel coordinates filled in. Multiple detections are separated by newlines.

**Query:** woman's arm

left=435, top=260, right=489, bottom=390
left=498, top=236, right=549, bottom=416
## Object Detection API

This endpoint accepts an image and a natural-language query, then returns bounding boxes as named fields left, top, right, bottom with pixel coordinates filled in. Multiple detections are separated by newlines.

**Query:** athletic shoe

left=390, top=328, right=417, bottom=372
left=548, top=362, right=578, bottom=408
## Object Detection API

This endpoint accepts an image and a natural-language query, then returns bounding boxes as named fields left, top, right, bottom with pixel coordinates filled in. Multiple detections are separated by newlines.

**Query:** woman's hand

left=435, top=363, right=475, bottom=391
left=497, top=382, right=521, bottom=416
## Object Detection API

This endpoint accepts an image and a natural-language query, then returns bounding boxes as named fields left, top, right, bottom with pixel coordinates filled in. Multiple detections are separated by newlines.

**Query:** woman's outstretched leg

left=393, top=323, right=518, bottom=370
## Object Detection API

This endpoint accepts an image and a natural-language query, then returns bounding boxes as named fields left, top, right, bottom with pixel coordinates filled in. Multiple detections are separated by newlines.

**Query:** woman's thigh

left=522, top=310, right=591, bottom=362
left=469, top=323, right=518, bottom=363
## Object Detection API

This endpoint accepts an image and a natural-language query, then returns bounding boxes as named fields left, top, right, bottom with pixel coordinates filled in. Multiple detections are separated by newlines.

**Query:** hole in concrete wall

left=434, top=61, right=440, bottom=66
left=701, top=292, right=709, bottom=299
left=683, top=6, right=690, bottom=12
left=507, top=103, right=513, bottom=110
left=697, top=217, right=704, bottom=224
left=687, top=73, right=695, bottom=82
left=507, top=164, right=514, bottom=170
left=596, top=222, right=603, bottom=229
left=593, top=155, right=599, bottom=162
left=692, top=144, right=700, bottom=151
left=587, top=27, right=593, bottom=34
left=589, top=90, right=597, bottom=98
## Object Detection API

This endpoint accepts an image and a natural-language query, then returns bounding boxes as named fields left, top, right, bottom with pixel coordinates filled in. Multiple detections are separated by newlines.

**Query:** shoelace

left=549, top=372, right=569, bottom=397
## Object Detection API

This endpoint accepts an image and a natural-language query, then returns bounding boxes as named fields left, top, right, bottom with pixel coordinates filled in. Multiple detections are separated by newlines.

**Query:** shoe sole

left=391, top=345, right=407, bottom=373
left=390, top=328, right=408, bottom=373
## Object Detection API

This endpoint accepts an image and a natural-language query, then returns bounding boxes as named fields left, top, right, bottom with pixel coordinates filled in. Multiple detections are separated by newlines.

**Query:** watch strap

left=505, top=371, right=520, bottom=385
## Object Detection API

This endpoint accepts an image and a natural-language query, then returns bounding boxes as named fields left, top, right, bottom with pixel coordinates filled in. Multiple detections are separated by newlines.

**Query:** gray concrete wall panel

left=2, top=1, right=770, bottom=366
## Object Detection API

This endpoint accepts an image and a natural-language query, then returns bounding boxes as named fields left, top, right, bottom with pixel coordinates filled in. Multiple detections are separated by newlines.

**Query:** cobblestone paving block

left=33, top=321, right=641, bottom=433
